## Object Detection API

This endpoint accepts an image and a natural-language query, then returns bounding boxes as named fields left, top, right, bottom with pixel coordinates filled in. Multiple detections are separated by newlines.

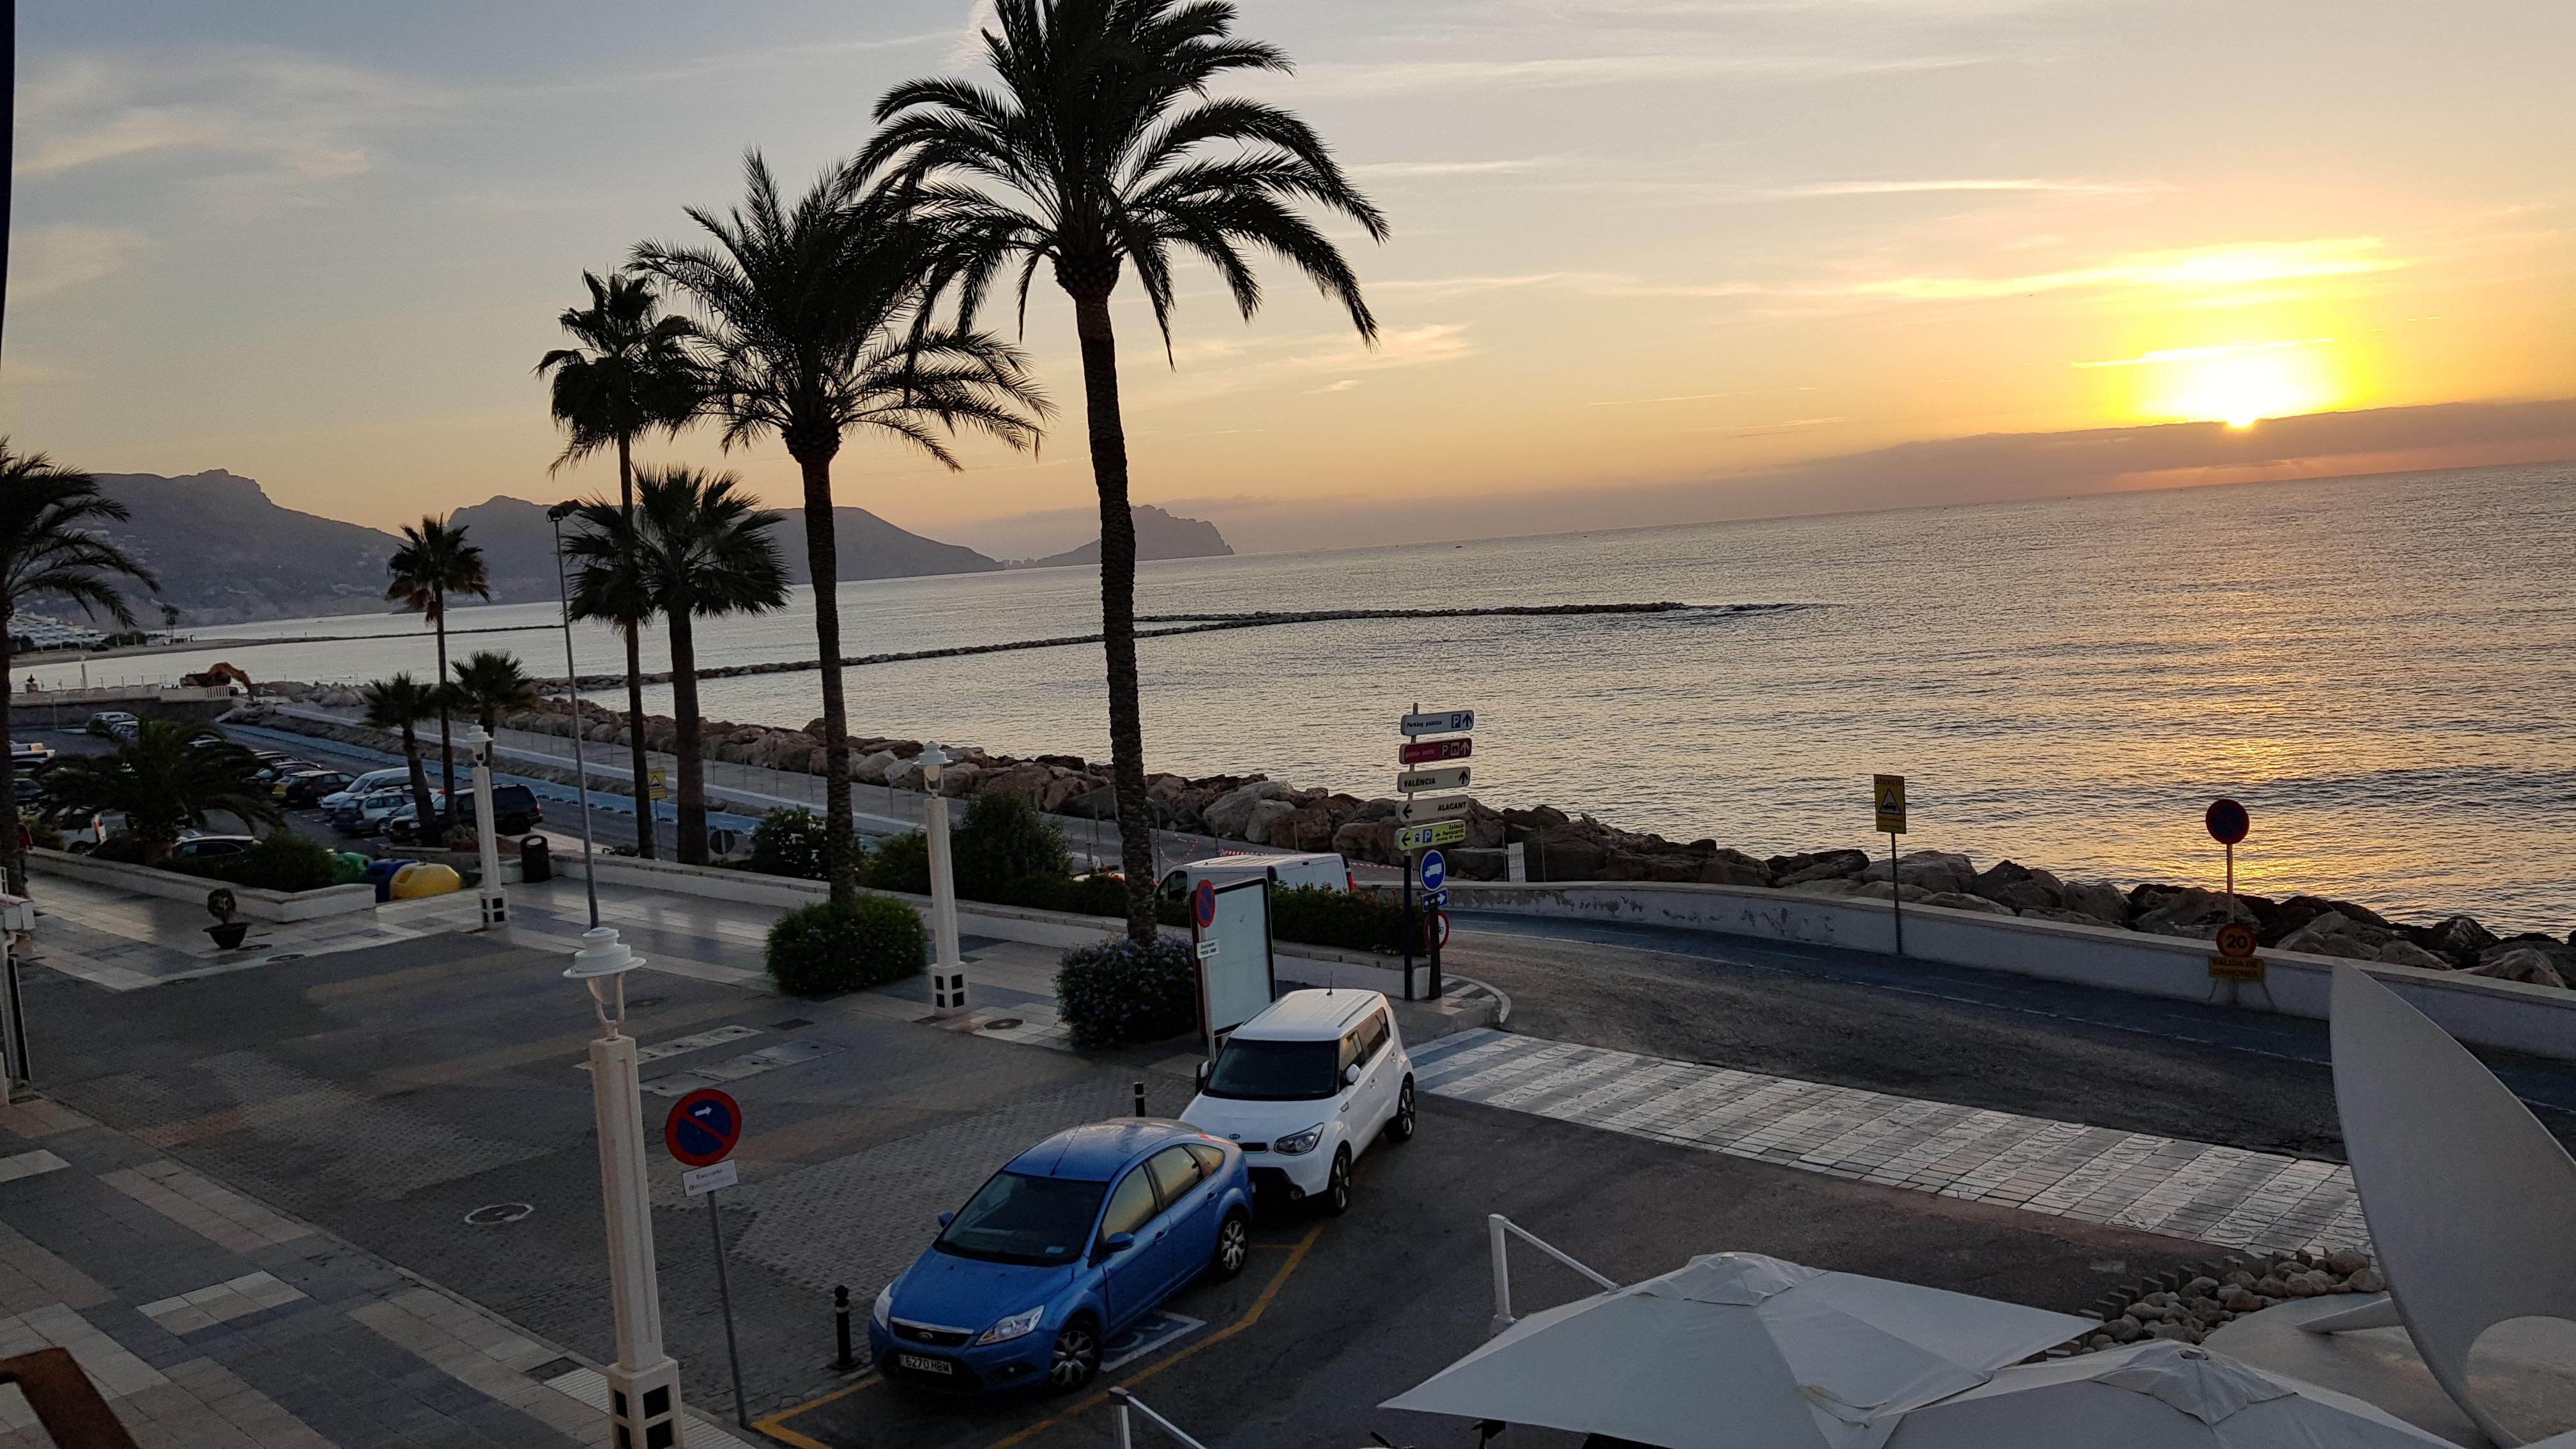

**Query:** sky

left=8, top=0, right=2573, bottom=557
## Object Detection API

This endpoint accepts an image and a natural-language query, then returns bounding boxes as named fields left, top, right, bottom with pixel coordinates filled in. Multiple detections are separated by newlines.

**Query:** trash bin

left=520, top=834, right=551, bottom=884
left=362, top=858, right=413, bottom=903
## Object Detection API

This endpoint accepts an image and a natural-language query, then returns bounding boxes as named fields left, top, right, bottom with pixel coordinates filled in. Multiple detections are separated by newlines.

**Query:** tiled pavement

left=0, top=1094, right=756, bottom=1448
left=1409, top=1029, right=2370, bottom=1259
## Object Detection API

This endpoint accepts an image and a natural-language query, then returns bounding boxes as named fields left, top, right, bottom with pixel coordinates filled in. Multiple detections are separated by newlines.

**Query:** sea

left=34, top=462, right=2576, bottom=933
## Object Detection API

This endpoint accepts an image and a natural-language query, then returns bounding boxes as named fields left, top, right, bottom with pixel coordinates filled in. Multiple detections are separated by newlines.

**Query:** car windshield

left=1202, top=1038, right=1339, bottom=1101
left=933, top=1171, right=1108, bottom=1266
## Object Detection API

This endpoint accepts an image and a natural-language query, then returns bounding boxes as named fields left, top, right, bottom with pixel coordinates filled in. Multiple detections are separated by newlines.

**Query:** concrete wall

left=10, top=686, right=241, bottom=727
left=27, top=848, right=375, bottom=922
left=1443, top=880, right=2576, bottom=1062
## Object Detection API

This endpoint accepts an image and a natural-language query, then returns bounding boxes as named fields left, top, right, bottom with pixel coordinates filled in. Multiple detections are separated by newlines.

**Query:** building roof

left=1229, top=988, right=1385, bottom=1042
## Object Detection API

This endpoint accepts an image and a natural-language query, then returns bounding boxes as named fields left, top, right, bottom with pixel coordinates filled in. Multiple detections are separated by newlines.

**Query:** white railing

left=1110, top=1388, right=1215, bottom=1449
left=1487, top=1213, right=1620, bottom=1337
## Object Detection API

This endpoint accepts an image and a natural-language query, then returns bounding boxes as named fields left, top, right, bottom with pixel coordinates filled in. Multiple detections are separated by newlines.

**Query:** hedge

left=1268, top=885, right=1414, bottom=954
left=159, top=832, right=341, bottom=893
left=765, top=894, right=927, bottom=996
left=749, top=808, right=829, bottom=880
left=951, top=793, right=1071, bottom=897
left=1057, top=935, right=1199, bottom=1048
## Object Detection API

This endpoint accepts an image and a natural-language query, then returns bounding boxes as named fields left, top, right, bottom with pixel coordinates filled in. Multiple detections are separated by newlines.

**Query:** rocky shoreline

left=241, top=685, right=2576, bottom=990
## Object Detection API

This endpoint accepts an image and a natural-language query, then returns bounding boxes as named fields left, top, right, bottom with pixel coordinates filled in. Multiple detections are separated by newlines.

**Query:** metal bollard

left=1133, top=1080, right=1147, bottom=1117
left=833, top=1285, right=854, bottom=1371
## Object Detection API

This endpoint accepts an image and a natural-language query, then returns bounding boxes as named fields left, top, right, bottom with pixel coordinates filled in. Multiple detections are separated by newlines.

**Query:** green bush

left=952, top=792, right=1071, bottom=897
left=859, top=831, right=931, bottom=894
left=88, top=834, right=146, bottom=864
left=748, top=808, right=832, bottom=880
left=1269, top=885, right=1414, bottom=954
left=765, top=894, right=926, bottom=996
left=988, top=871, right=1132, bottom=918
left=1056, top=936, right=1199, bottom=1048
left=167, top=831, right=341, bottom=893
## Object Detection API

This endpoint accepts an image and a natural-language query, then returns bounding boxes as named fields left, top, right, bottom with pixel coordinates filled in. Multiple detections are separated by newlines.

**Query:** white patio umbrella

left=1880, top=1340, right=2458, bottom=1448
left=1381, top=1253, right=2092, bottom=1449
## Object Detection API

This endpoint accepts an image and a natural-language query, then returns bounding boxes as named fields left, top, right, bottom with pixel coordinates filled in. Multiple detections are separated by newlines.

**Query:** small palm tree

left=858, top=0, right=1386, bottom=939
left=385, top=516, right=490, bottom=827
left=40, top=721, right=273, bottom=864
left=563, top=467, right=788, bottom=866
left=631, top=153, right=1048, bottom=899
left=535, top=271, right=703, bottom=859
left=0, top=442, right=158, bottom=891
left=362, top=674, right=442, bottom=830
left=448, top=650, right=539, bottom=738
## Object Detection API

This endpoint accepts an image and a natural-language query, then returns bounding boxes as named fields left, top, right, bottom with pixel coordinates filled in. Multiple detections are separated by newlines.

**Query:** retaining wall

left=1443, top=880, right=2576, bottom=1062
left=27, top=848, right=375, bottom=923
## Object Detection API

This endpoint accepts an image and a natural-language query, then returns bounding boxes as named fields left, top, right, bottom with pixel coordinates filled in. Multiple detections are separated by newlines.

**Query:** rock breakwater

left=239, top=685, right=2576, bottom=989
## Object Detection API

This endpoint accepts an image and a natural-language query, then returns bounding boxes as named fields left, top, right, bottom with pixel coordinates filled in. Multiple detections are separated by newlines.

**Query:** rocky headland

left=240, top=686, right=2576, bottom=990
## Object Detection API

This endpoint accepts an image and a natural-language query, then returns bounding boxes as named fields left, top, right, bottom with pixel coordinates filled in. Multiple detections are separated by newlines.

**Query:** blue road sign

left=1423, top=888, right=1448, bottom=908
left=1420, top=850, right=1447, bottom=892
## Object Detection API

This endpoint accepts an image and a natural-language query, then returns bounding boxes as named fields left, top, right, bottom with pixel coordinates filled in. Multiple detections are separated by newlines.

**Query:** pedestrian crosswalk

left=1409, top=1029, right=2367, bottom=1258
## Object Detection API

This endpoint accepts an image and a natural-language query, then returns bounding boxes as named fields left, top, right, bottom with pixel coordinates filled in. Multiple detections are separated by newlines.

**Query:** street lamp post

left=564, top=928, right=686, bottom=1448
left=463, top=724, right=505, bottom=930
left=546, top=502, right=602, bottom=930
left=918, top=743, right=969, bottom=1016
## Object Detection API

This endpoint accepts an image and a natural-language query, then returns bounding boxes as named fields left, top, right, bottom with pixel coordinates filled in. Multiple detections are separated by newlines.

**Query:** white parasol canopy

left=1381, top=1253, right=2093, bottom=1449
left=1881, top=1340, right=2458, bottom=1448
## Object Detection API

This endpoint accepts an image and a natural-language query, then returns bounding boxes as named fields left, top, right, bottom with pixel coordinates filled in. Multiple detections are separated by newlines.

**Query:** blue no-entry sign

left=665, top=1088, right=744, bottom=1169
left=1419, top=850, right=1447, bottom=893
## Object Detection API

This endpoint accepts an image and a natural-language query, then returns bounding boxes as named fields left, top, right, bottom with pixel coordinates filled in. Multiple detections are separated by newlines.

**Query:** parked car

left=1178, top=990, right=1415, bottom=1215
left=56, top=812, right=107, bottom=854
left=321, top=768, right=412, bottom=825
left=247, top=759, right=318, bottom=788
left=10, top=776, right=40, bottom=806
left=84, top=711, right=139, bottom=740
left=353, top=787, right=436, bottom=836
left=280, top=770, right=353, bottom=808
left=870, top=1119, right=1253, bottom=1396
left=167, top=834, right=257, bottom=860
left=10, top=740, right=54, bottom=773
left=459, top=783, right=542, bottom=835
left=1156, top=852, right=1353, bottom=903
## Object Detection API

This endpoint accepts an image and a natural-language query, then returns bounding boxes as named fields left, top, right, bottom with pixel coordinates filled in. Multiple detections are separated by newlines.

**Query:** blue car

left=870, top=1119, right=1255, bottom=1395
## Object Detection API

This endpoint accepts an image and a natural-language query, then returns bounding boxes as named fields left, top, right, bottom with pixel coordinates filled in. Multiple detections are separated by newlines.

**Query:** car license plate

left=896, top=1354, right=952, bottom=1375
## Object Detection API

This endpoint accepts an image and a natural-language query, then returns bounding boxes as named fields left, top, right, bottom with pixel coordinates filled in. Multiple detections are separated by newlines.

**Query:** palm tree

left=40, top=721, right=272, bottom=865
left=562, top=466, right=788, bottom=865
left=857, top=0, right=1386, bottom=940
left=448, top=650, right=539, bottom=738
left=0, top=443, right=157, bottom=891
left=385, top=516, right=489, bottom=828
left=631, top=152, right=1048, bottom=900
left=362, top=674, right=442, bottom=829
left=535, top=271, right=703, bottom=859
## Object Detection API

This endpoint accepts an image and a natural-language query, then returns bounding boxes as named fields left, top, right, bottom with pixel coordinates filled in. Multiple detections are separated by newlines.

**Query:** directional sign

left=1395, top=820, right=1468, bottom=852
left=1873, top=774, right=1908, bottom=835
left=1192, top=878, right=1218, bottom=930
left=1397, top=765, right=1471, bottom=794
left=1399, top=737, right=1473, bottom=766
left=1400, top=794, right=1473, bottom=825
left=1400, top=710, right=1475, bottom=737
left=664, top=1088, right=744, bottom=1169
left=2205, top=798, right=2250, bottom=847
left=1419, top=850, right=1448, bottom=891
left=1423, top=887, right=1449, bottom=908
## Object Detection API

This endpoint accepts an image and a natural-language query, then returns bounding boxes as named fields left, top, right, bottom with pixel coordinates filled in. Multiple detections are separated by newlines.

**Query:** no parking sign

left=664, top=1087, right=742, bottom=1169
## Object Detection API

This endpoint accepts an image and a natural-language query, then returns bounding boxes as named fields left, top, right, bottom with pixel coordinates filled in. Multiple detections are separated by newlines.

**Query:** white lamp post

left=917, top=743, right=969, bottom=1016
left=463, top=724, right=505, bottom=930
left=563, top=928, right=685, bottom=1446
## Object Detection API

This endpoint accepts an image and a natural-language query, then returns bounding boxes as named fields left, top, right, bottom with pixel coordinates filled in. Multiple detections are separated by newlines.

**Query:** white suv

left=1179, top=990, right=1415, bottom=1215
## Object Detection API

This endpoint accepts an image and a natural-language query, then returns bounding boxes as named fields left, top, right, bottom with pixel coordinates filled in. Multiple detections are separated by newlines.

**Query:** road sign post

left=1874, top=775, right=1908, bottom=956
left=1394, top=703, right=1478, bottom=1002
left=666, top=1090, right=750, bottom=1430
left=1420, top=852, right=1448, bottom=998
left=2202, top=801, right=2266, bottom=1009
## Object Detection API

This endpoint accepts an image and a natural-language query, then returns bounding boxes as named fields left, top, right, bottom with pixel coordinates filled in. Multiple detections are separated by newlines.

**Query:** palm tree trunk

left=669, top=610, right=707, bottom=866
left=793, top=447, right=854, bottom=903
left=1070, top=295, right=1157, bottom=942
left=433, top=592, right=455, bottom=832
left=617, top=433, right=657, bottom=859
left=0, top=615, right=20, bottom=896
left=402, top=724, right=434, bottom=827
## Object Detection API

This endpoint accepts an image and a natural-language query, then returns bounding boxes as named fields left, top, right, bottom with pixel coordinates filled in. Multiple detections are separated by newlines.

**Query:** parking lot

left=11, top=878, right=2211, bottom=1449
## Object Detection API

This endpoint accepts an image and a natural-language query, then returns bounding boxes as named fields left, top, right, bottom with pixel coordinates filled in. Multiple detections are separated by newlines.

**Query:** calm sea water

left=40, top=463, right=2576, bottom=932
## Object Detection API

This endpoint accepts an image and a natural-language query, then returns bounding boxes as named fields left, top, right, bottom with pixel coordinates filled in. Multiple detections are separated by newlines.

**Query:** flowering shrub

left=1056, top=935, right=1198, bottom=1048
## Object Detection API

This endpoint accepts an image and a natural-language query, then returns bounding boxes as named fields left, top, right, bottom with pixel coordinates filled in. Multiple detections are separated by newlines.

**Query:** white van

left=1178, top=989, right=1414, bottom=1215
left=1158, top=852, right=1352, bottom=903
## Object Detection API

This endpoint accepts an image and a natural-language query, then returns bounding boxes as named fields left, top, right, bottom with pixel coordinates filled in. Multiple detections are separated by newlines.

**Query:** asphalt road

left=1443, top=911, right=2576, bottom=1160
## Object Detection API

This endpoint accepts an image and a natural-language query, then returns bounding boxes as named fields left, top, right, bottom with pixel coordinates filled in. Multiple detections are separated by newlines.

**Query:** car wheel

left=1388, top=1078, right=1417, bottom=1143
left=1045, top=1317, right=1100, bottom=1395
left=66, top=841, right=91, bottom=855
left=1321, top=1147, right=1353, bottom=1217
left=1208, top=1210, right=1250, bottom=1281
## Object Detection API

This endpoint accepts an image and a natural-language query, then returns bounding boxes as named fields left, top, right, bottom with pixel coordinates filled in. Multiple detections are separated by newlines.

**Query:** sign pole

left=1400, top=847, right=1418, bottom=1002
left=707, top=1190, right=749, bottom=1430
left=1888, top=831, right=1903, bottom=958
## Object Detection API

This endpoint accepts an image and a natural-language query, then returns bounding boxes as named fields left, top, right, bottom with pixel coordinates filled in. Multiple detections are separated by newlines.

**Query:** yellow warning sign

left=648, top=769, right=668, bottom=802
left=2207, top=955, right=2266, bottom=981
left=1873, top=774, right=1908, bottom=835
